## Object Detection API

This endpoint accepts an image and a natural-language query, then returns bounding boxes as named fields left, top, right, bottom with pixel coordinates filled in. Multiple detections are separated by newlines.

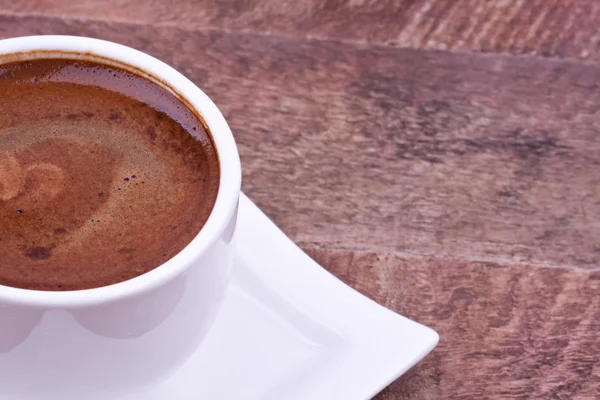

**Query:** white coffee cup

left=0, top=36, right=241, bottom=399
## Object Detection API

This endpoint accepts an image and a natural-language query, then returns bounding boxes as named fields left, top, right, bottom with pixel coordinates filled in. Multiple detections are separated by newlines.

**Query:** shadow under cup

left=0, top=36, right=240, bottom=399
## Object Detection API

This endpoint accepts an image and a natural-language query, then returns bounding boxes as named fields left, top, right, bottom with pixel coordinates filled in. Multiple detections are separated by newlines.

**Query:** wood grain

left=3, top=13, right=600, bottom=269
left=2, top=0, right=600, bottom=60
left=305, top=247, right=600, bottom=399
left=1, top=8, right=600, bottom=399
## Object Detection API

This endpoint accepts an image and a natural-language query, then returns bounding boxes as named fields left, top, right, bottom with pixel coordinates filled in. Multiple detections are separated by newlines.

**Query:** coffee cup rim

left=0, top=35, right=242, bottom=307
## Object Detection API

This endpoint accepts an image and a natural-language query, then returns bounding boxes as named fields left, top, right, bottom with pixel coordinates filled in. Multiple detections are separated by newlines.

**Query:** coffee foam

left=0, top=59, right=219, bottom=290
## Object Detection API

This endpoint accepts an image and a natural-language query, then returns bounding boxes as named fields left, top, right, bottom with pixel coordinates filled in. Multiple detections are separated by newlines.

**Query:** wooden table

left=2, top=1, right=599, bottom=398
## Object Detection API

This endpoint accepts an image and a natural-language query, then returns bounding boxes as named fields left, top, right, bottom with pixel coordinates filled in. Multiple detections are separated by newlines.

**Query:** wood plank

left=3, top=14, right=600, bottom=268
left=304, top=247, right=600, bottom=399
left=1, top=0, right=600, bottom=60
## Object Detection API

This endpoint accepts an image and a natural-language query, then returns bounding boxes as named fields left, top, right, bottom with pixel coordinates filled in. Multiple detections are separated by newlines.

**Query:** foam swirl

left=0, top=154, right=65, bottom=202
left=0, top=155, right=24, bottom=201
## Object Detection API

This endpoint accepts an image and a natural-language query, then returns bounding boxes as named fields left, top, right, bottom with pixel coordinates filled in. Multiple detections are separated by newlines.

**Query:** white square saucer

left=129, top=193, right=439, bottom=399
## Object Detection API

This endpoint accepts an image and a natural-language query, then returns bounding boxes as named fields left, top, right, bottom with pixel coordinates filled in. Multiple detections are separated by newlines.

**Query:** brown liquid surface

left=0, top=59, right=219, bottom=291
